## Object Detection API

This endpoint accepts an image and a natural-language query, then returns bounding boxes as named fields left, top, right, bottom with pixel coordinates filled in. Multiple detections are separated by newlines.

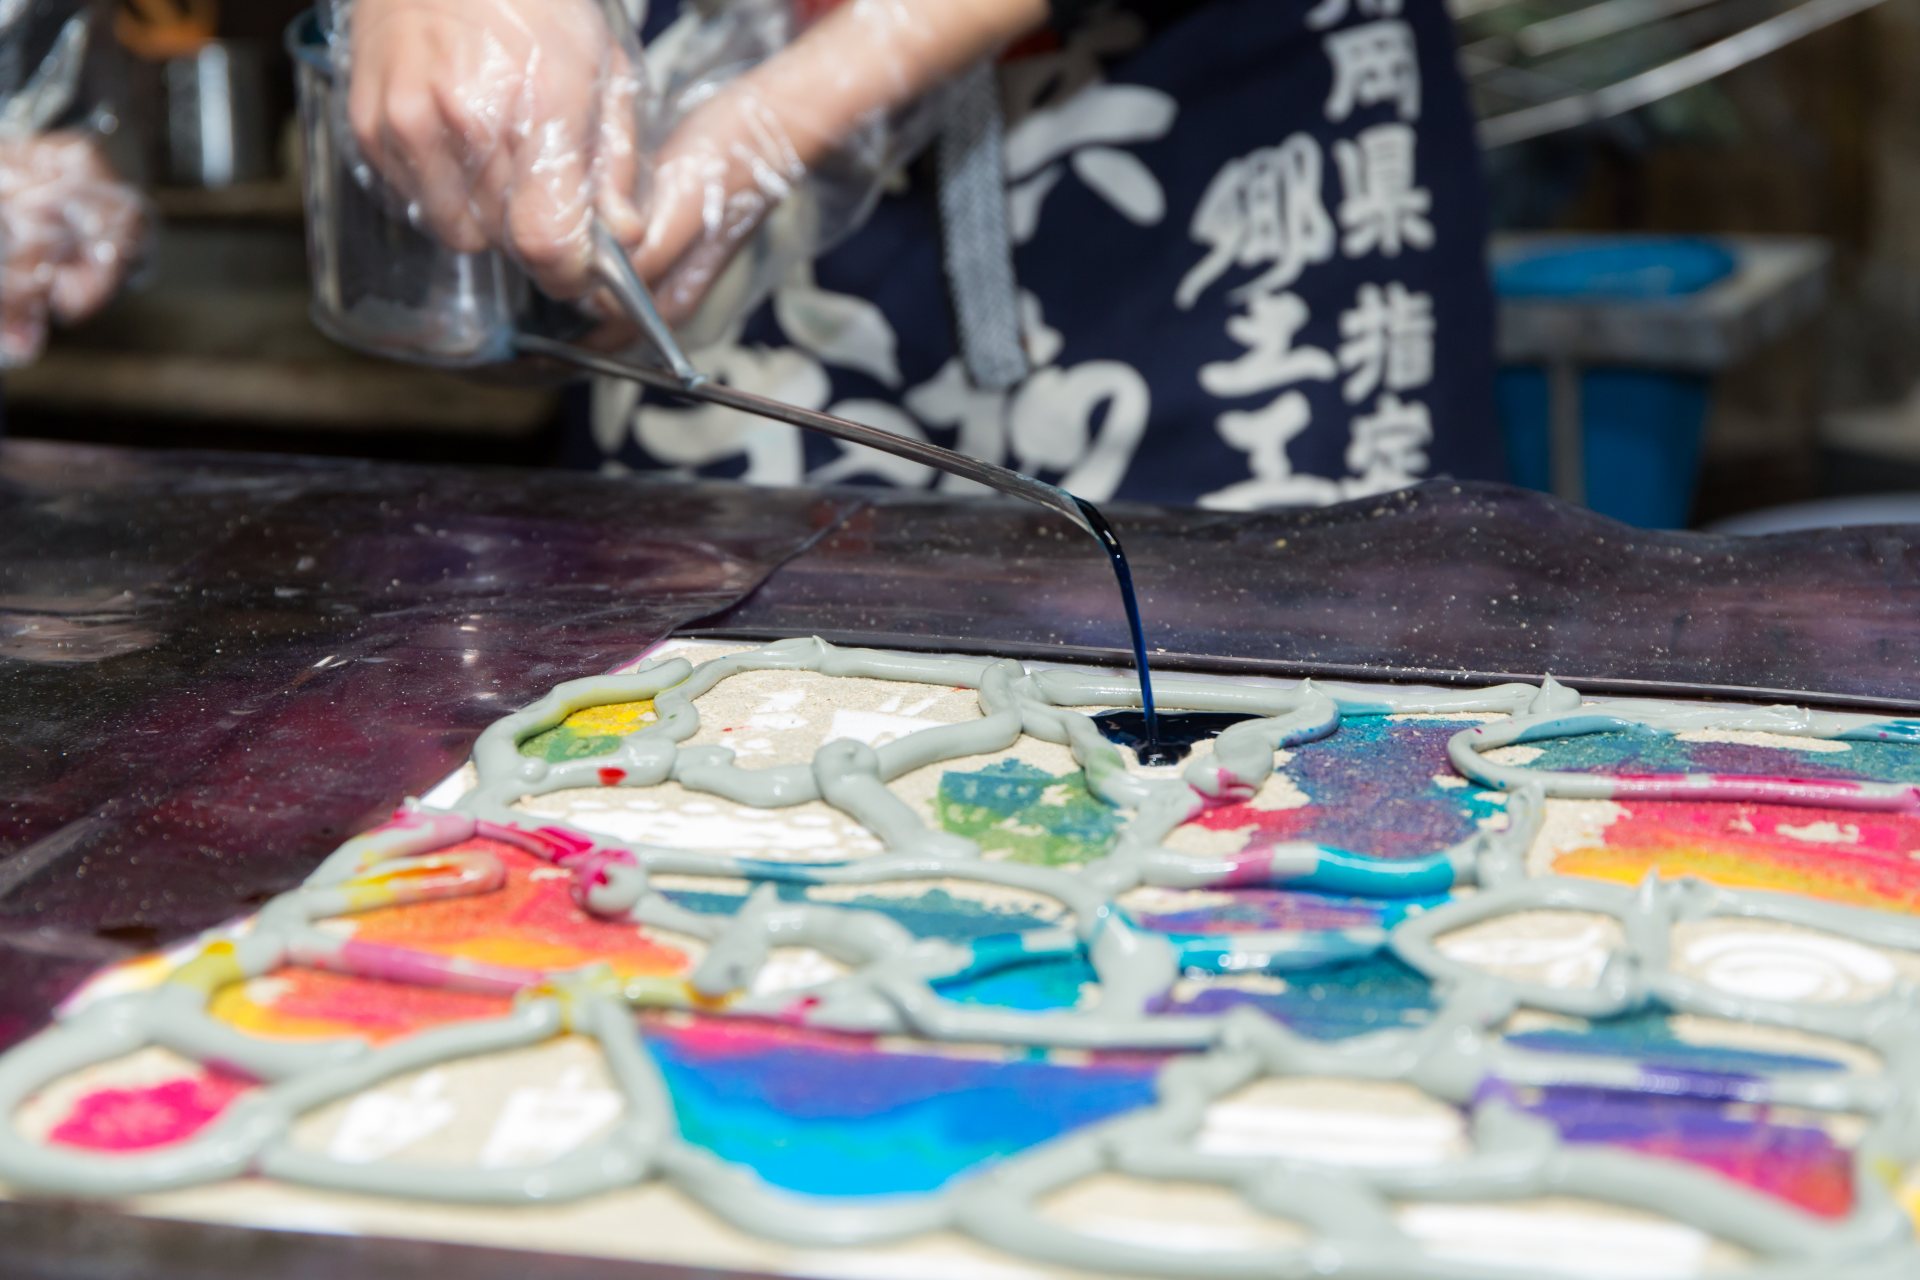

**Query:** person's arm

left=631, top=0, right=1049, bottom=320
left=344, top=0, right=1047, bottom=316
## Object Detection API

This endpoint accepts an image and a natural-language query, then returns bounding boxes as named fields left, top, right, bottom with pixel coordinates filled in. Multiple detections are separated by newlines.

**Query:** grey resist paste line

left=0, top=637, right=1914, bottom=1277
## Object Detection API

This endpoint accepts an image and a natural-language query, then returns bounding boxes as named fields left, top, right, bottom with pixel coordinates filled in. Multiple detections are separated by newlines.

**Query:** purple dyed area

left=1191, top=716, right=1497, bottom=860
left=1505, top=1083, right=1854, bottom=1216
left=1132, top=889, right=1395, bottom=935
left=1517, top=1085, right=1771, bottom=1143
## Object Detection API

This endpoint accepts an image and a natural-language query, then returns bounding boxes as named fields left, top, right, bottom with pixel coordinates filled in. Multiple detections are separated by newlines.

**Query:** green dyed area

left=936, top=759, right=1120, bottom=867
left=518, top=724, right=623, bottom=762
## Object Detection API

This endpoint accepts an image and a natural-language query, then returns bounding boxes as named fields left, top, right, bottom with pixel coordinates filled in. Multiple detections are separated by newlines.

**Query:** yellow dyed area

left=1896, top=1162, right=1920, bottom=1227
left=412, top=934, right=694, bottom=977
left=167, top=940, right=244, bottom=995
left=561, top=699, right=656, bottom=736
left=1553, top=846, right=1905, bottom=912
left=208, top=985, right=365, bottom=1042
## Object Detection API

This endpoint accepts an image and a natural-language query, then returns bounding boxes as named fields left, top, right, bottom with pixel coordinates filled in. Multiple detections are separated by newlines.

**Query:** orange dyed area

left=1557, top=801, right=1920, bottom=911
left=335, top=837, right=695, bottom=977
left=210, top=970, right=514, bottom=1043
left=49, top=1073, right=250, bottom=1151
left=210, top=836, right=697, bottom=1042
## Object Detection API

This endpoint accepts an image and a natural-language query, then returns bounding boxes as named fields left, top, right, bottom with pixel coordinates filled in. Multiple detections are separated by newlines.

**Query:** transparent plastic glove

left=335, top=0, right=649, bottom=301
left=636, top=0, right=1045, bottom=338
left=0, top=132, right=145, bottom=368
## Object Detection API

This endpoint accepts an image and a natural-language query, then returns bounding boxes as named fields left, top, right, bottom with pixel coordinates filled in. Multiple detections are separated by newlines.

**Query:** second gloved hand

left=0, top=132, right=145, bottom=367
left=629, top=0, right=1046, bottom=331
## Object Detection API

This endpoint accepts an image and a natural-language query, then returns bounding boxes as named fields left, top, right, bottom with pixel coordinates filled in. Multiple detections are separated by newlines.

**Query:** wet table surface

left=4, top=440, right=1918, bottom=1278
left=703, top=480, right=1920, bottom=709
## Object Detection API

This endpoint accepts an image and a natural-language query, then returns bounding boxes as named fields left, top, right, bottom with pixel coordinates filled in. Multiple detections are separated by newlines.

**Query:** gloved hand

left=0, top=131, right=145, bottom=367
left=342, top=0, right=1045, bottom=336
left=339, top=0, right=649, bottom=301
left=635, top=0, right=1047, bottom=329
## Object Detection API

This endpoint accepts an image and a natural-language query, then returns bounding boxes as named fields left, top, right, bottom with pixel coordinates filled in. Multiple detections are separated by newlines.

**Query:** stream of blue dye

left=1074, top=497, right=1171, bottom=764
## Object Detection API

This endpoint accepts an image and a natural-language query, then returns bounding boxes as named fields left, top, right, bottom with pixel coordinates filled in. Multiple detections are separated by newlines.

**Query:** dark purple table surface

left=0, top=441, right=857, bottom=1049
left=5, top=440, right=1918, bottom=1279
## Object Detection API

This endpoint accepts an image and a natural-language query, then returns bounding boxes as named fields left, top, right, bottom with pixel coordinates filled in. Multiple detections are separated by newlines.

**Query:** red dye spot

left=49, top=1073, right=250, bottom=1151
left=598, top=767, right=627, bottom=786
left=779, top=995, right=825, bottom=1025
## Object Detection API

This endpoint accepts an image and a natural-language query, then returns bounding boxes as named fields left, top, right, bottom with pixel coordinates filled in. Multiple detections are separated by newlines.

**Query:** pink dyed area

left=1559, top=798, right=1920, bottom=911
left=1604, top=773, right=1919, bottom=814
left=1622, top=1132, right=1855, bottom=1219
left=49, top=1073, right=250, bottom=1152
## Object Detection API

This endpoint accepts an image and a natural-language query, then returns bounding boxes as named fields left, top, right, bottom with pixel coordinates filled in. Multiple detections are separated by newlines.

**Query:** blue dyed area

left=1169, top=928, right=1387, bottom=973
left=1522, top=722, right=1920, bottom=785
left=645, top=1023, right=1157, bottom=1196
left=1508, top=1009, right=1847, bottom=1075
left=934, top=953, right=1095, bottom=1010
left=1155, top=954, right=1437, bottom=1040
left=662, top=885, right=1060, bottom=942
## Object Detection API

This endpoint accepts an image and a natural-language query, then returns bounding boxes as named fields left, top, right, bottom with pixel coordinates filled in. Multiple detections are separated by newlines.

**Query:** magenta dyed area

left=48, top=1073, right=251, bottom=1152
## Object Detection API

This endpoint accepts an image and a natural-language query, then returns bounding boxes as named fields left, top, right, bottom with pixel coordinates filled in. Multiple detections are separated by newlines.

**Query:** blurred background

left=10, top=0, right=1920, bottom=530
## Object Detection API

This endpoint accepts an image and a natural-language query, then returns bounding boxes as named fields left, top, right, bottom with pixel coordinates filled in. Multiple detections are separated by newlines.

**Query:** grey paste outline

left=0, top=638, right=1914, bottom=1278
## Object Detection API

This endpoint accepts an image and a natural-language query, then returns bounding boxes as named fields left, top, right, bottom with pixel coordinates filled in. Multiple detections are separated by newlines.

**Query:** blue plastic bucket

left=1495, top=238, right=1737, bottom=528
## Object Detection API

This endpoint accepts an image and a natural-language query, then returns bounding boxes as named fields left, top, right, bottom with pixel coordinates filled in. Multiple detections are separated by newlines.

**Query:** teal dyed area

left=1524, top=723, right=1920, bottom=785
left=1508, top=1009, right=1847, bottom=1075
left=1151, top=954, right=1437, bottom=1040
left=1291, top=849, right=1457, bottom=897
left=663, top=884, right=1060, bottom=943
left=936, top=759, right=1120, bottom=866
left=645, top=1020, right=1158, bottom=1196
left=1848, top=719, right=1920, bottom=743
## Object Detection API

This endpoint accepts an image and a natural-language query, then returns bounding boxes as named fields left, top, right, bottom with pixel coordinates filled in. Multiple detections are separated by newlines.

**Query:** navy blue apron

left=578, top=0, right=1501, bottom=507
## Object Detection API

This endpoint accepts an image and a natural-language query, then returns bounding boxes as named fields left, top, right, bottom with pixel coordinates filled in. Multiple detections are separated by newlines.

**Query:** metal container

left=287, top=10, right=532, bottom=366
left=162, top=41, right=278, bottom=188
